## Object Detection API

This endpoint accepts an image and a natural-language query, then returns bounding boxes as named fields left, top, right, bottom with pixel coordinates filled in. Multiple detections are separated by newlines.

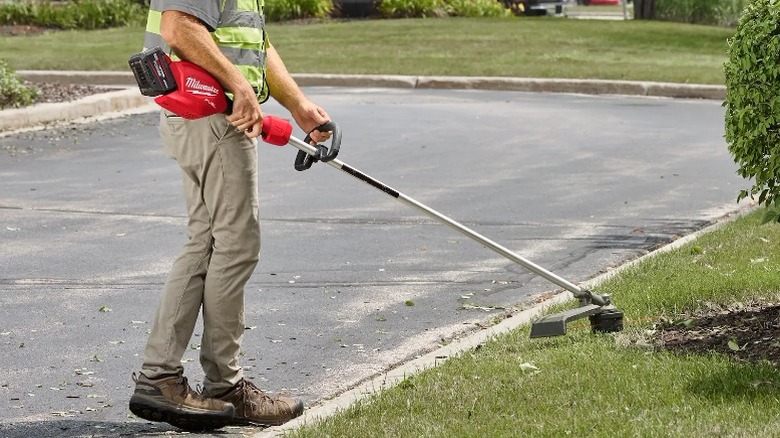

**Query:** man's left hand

left=292, top=101, right=331, bottom=144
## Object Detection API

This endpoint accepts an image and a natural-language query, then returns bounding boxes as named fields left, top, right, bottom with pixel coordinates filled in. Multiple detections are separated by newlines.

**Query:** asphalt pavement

left=0, top=82, right=747, bottom=437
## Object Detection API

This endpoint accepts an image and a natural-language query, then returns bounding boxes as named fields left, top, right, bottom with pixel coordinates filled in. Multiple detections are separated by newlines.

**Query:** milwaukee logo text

left=185, top=77, right=220, bottom=97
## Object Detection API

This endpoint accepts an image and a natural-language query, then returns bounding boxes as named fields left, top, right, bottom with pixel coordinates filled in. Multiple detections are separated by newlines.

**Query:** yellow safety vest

left=144, top=0, right=269, bottom=102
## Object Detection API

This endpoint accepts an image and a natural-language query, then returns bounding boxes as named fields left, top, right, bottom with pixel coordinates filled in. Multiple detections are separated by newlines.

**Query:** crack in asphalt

left=1, top=203, right=708, bottom=232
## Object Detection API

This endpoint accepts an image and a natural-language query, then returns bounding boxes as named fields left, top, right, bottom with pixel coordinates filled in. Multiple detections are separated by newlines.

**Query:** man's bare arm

left=265, top=44, right=307, bottom=113
left=266, top=43, right=330, bottom=139
left=160, top=10, right=263, bottom=135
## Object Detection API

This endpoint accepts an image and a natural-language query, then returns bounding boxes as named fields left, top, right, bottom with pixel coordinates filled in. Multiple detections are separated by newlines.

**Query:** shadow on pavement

left=0, top=419, right=245, bottom=438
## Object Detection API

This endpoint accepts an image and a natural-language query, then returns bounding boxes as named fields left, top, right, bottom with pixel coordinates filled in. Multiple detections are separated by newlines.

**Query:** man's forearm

left=266, top=44, right=307, bottom=113
left=160, top=10, right=252, bottom=98
left=266, top=43, right=330, bottom=136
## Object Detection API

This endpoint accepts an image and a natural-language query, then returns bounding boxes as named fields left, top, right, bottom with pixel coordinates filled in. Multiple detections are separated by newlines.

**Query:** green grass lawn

left=289, top=209, right=780, bottom=438
left=4, top=18, right=734, bottom=84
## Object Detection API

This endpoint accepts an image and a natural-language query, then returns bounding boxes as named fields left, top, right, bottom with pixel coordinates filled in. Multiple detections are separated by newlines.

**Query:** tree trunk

left=634, top=0, right=655, bottom=20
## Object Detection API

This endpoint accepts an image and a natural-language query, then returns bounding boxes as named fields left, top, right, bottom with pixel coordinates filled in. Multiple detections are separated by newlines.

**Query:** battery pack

left=128, top=47, right=177, bottom=97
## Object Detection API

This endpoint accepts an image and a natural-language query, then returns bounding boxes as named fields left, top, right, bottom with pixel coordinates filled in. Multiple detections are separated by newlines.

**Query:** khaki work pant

left=142, top=111, right=260, bottom=395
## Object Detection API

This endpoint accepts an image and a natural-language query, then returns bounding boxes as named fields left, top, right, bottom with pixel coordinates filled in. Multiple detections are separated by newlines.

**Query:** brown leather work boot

left=215, top=379, right=304, bottom=426
left=129, top=372, right=235, bottom=431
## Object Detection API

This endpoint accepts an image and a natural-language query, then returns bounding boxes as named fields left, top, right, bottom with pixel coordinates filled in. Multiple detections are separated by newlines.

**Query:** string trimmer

left=129, top=47, right=625, bottom=338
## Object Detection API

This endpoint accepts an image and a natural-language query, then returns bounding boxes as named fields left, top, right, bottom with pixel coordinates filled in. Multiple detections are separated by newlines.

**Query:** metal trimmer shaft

left=262, top=117, right=624, bottom=338
left=287, top=136, right=587, bottom=294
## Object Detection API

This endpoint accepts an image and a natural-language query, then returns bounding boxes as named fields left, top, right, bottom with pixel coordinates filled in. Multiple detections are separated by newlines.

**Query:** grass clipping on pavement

left=290, top=208, right=780, bottom=437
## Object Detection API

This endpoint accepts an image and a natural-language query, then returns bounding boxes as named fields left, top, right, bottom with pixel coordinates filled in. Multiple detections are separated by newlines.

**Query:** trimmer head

left=530, top=291, right=624, bottom=338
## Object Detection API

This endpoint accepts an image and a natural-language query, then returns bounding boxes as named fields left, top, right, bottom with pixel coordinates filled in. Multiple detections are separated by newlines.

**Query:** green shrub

left=378, top=0, right=444, bottom=18
left=724, top=0, right=780, bottom=222
left=69, top=0, right=144, bottom=29
left=264, top=0, right=333, bottom=21
left=0, top=0, right=146, bottom=30
left=378, top=0, right=509, bottom=18
left=0, top=60, right=38, bottom=109
left=0, top=2, right=36, bottom=25
left=444, top=0, right=510, bottom=17
left=655, top=0, right=746, bottom=26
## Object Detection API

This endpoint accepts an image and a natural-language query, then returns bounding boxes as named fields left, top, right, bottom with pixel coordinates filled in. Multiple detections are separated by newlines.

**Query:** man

left=128, top=0, right=331, bottom=431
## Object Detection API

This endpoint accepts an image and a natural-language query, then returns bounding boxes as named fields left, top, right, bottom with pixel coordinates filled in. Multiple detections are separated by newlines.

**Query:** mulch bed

left=28, top=82, right=111, bottom=105
left=0, top=24, right=46, bottom=37
left=652, top=302, right=780, bottom=366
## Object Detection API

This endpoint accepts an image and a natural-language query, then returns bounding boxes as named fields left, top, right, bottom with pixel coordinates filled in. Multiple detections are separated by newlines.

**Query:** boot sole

left=129, top=393, right=235, bottom=431
left=229, top=400, right=304, bottom=427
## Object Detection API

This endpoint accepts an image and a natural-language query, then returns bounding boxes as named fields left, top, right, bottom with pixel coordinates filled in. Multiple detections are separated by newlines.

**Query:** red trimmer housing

left=129, top=47, right=229, bottom=119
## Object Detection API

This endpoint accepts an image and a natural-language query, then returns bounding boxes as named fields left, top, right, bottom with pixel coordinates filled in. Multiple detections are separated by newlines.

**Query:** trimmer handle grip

left=295, top=121, right=341, bottom=171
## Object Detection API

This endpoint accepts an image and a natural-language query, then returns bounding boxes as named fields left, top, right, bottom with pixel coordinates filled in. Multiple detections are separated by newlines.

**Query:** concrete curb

left=19, top=70, right=727, bottom=101
left=292, top=73, right=726, bottom=100
left=0, top=87, right=150, bottom=133
left=6, top=71, right=727, bottom=133
left=417, top=76, right=727, bottom=100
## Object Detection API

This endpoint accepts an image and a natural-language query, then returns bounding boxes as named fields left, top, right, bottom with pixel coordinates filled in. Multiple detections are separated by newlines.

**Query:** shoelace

left=173, top=375, right=194, bottom=399
left=242, top=380, right=277, bottom=411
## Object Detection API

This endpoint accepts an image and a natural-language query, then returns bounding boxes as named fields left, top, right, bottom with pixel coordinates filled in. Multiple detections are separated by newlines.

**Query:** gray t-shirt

left=150, top=0, right=221, bottom=31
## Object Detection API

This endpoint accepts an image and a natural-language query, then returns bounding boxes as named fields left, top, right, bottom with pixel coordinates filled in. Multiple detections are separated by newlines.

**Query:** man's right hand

left=226, top=85, right=264, bottom=138
left=160, top=10, right=263, bottom=138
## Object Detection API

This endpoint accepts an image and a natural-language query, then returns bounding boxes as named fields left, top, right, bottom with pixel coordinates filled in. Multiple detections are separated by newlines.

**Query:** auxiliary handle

left=295, top=121, right=342, bottom=171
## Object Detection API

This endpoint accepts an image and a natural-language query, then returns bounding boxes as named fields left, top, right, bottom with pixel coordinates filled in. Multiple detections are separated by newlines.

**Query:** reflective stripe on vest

left=144, top=0, right=268, bottom=102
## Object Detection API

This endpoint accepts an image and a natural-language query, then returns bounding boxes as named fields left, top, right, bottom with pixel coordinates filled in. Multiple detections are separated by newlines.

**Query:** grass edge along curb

left=254, top=204, right=755, bottom=438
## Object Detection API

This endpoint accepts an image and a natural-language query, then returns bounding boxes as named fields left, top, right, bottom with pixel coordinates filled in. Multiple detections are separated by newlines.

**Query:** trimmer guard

left=530, top=295, right=625, bottom=338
